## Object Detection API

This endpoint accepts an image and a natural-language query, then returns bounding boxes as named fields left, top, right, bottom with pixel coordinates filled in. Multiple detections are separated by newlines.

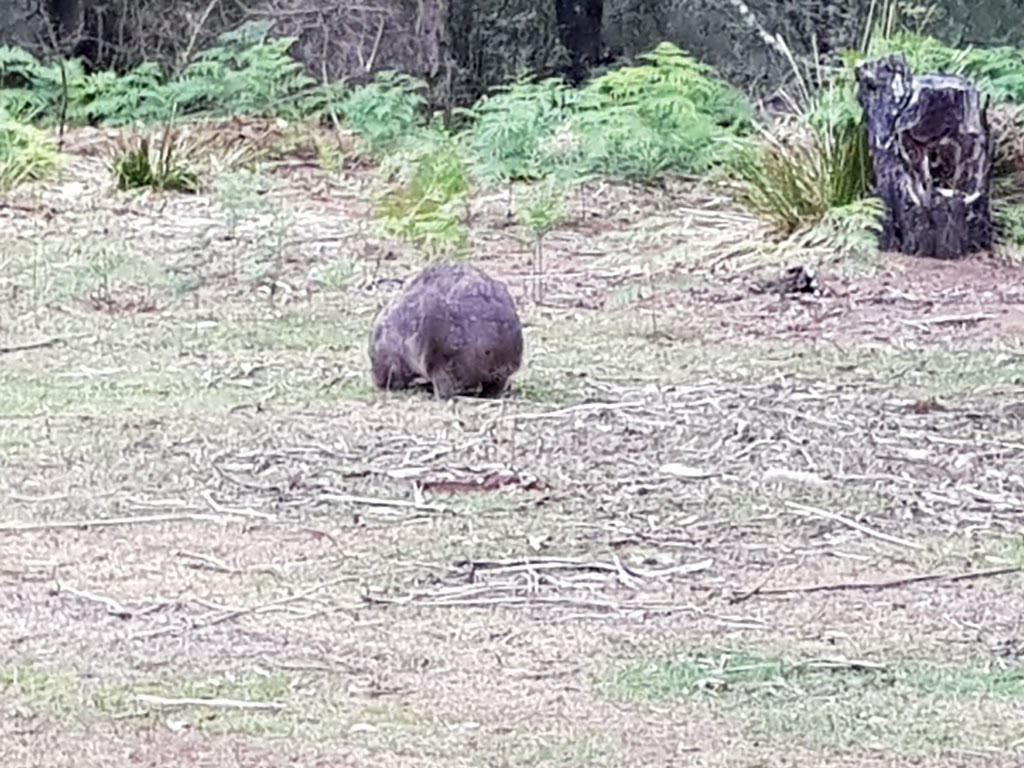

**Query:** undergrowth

left=464, top=42, right=754, bottom=185
left=373, top=128, right=473, bottom=258
left=0, top=21, right=343, bottom=126
left=3, top=10, right=1023, bottom=256
left=727, top=0, right=1024, bottom=253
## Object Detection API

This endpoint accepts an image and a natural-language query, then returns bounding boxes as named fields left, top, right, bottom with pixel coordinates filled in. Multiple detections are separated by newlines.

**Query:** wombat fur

left=369, top=263, right=524, bottom=399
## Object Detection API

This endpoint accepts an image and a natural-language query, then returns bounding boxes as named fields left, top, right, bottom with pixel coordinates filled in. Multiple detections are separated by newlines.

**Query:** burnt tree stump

left=855, top=52, right=994, bottom=260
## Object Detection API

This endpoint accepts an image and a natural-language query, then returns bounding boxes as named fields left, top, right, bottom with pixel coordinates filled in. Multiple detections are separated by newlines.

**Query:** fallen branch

left=130, top=575, right=354, bottom=641
left=906, top=312, right=997, bottom=327
left=452, top=555, right=712, bottom=581
left=745, top=565, right=1023, bottom=597
left=783, top=501, right=922, bottom=550
left=0, top=337, right=63, bottom=354
left=363, top=592, right=701, bottom=613
left=0, top=512, right=247, bottom=534
left=320, top=491, right=449, bottom=515
left=57, top=583, right=133, bottom=618
left=134, top=694, right=285, bottom=711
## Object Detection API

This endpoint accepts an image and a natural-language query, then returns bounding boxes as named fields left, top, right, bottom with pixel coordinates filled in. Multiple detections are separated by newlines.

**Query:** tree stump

left=855, top=52, right=994, bottom=260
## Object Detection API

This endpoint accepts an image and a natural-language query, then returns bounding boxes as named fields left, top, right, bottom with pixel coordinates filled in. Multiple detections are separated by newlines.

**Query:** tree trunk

left=554, top=0, right=603, bottom=84
left=855, top=52, right=994, bottom=260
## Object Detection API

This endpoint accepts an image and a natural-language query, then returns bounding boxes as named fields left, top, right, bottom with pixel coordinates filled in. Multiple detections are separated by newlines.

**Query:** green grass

left=1, top=290, right=1020, bottom=457
left=0, top=658, right=615, bottom=765
left=603, top=650, right=1024, bottom=756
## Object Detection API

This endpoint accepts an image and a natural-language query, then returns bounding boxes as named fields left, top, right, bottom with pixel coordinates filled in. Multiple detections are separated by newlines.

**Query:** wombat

left=369, top=263, right=524, bottom=399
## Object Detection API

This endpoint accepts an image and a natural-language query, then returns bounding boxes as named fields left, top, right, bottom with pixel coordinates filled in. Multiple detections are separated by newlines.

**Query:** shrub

left=374, top=130, right=472, bottom=257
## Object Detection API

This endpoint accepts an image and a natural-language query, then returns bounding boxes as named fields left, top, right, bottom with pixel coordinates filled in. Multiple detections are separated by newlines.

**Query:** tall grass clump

left=0, top=109, right=61, bottom=190
left=728, top=70, right=873, bottom=238
left=725, top=2, right=936, bottom=249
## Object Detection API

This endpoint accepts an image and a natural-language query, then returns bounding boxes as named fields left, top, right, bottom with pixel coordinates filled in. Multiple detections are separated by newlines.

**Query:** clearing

left=2, top=123, right=1024, bottom=767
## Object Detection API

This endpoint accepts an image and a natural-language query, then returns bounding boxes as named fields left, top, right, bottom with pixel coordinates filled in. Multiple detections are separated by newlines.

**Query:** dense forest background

left=3, top=0, right=1024, bottom=104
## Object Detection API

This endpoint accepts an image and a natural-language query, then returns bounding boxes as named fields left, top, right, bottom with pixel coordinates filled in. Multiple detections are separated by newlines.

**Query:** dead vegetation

left=1, top=123, right=1024, bottom=767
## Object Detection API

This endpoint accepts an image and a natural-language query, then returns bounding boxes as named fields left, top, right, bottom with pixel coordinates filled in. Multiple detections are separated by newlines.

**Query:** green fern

left=572, top=42, right=755, bottom=182
left=72, top=63, right=170, bottom=125
left=339, top=70, right=428, bottom=156
left=168, top=21, right=327, bottom=119
left=0, top=46, right=74, bottom=122
left=587, top=42, right=753, bottom=131
left=374, top=131, right=472, bottom=257
left=466, top=76, right=579, bottom=184
left=0, top=22, right=345, bottom=128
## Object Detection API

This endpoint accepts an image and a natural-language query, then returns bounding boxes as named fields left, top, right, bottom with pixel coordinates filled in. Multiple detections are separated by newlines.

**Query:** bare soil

left=1, top=123, right=1023, bottom=767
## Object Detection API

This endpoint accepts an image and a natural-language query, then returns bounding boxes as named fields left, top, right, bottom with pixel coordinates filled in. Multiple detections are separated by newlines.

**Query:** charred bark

left=554, top=0, right=603, bottom=84
left=855, top=52, right=993, bottom=260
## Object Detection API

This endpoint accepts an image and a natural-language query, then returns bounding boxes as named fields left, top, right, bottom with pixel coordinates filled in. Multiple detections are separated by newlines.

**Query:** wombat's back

left=369, top=263, right=523, bottom=398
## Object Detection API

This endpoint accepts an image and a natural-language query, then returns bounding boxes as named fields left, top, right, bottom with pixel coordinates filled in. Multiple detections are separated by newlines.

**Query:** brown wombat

left=369, top=263, right=524, bottom=399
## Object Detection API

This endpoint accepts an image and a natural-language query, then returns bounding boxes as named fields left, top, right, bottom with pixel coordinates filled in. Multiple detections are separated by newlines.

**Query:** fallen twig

left=783, top=501, right=923, bottom=550
left=905, top=312, right=996, bottom=327
left=57, top=583, right=133, bottom=618
left=130, top=575, right=354, bottom=640
left=363, top=592, right=700, bottom=613
left=746, top=565, right=1023, bottom=597
left=134, top=694, right=285, bottom=711
left=0, top=512, right=246, bottom=534
left=729, top=564, right=779, bottom=604
left=0, top=337, right=63, bottom=354
left=201, top=489, right=274, bottom=521
left=320, top=491, right=448, bottom=514
left=452, top=555, right=712, bottom=581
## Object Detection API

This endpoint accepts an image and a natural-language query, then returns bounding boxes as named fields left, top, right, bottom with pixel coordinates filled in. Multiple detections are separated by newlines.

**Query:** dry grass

left=1, top=121, right=1024, bottom=767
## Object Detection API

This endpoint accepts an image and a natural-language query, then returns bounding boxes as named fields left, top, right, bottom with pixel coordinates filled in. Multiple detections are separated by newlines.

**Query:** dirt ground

left=1, top=124, right=1023, bottom=767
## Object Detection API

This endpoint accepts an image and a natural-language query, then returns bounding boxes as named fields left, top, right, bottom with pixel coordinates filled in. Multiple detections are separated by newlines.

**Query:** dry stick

left=320, top=492, right=447, bottom=514
left=135, top=694, right=285, bottom=712
left=783, top=501, right=923, bottom=550
left=131, top=576, right=353, bottom=641
left=176, top=0, right=222, bottom=77
left=364, top=593, right=700, bottom=612
left=906, top=312, right=997, bottom=326
left=57, top=583, right=132, bottom=617
left=753, top=565, right=1023, bottom=597
left=200, top=489, right=274, bottom=521
left=365, top=17, right=386, bottom=72
left=0, top=337, right=63, bottom=354
left=0, top=512, right=247, bottom=534
left=455, top=555, right=712, bottom=580
left=729, top=564, right=779, bottom=604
